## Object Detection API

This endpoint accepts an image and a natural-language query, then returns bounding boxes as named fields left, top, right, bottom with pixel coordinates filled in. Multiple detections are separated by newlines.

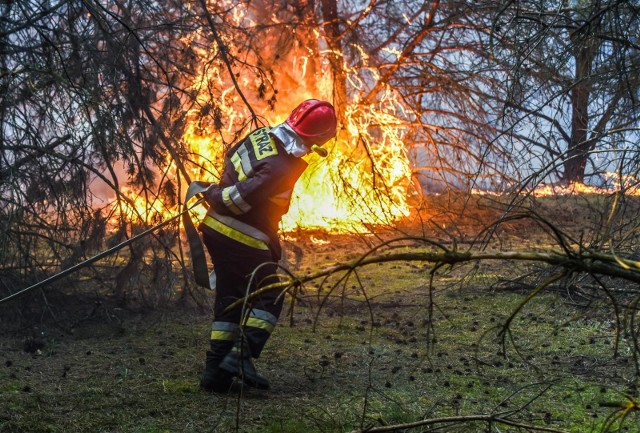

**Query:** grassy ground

left=2, top=194, right=640, bottom=432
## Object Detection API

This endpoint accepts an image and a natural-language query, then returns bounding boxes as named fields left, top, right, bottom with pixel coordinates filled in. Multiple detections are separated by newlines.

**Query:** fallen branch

left=223, top=242, right=640, bottom=314
left=348, top=413, right=569, bottom=433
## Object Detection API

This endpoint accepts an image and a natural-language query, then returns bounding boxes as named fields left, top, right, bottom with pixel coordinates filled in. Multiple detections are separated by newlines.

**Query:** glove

left=204, top=184, right=228, bottom=214
left=204, top=184, right=224, bottom=212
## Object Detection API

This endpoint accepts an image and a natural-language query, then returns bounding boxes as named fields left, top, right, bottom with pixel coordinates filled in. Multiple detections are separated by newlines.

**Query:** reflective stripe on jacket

left=202, top=212, right=269, bottom=250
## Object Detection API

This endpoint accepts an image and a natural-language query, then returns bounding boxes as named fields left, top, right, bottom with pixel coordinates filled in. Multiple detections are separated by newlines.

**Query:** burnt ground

left=1, top=193, right=640, bottom=432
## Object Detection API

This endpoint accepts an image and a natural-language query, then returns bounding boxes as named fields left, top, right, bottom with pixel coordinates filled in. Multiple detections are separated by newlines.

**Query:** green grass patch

left=1, top=244, right=639, bottom=433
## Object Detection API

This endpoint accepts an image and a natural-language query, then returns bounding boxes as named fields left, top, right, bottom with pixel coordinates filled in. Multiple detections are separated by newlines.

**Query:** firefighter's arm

left=203, top=185, right=230, bottom=215
left=205, top=161, right=282, bottom=216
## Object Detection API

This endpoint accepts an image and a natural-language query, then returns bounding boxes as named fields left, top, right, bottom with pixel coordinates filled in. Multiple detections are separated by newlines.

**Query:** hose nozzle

left=311, top=144, right=328, bottom=157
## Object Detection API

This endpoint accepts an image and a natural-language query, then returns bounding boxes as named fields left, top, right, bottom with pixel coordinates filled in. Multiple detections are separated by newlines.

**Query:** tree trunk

left=562, top=30, right=598, bottom=184
left=320, top=0, right=348, bottom=117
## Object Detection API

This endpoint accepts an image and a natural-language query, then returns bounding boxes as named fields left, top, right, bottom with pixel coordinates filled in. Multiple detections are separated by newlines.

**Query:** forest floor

left=1, top=192, right=639, bottom=433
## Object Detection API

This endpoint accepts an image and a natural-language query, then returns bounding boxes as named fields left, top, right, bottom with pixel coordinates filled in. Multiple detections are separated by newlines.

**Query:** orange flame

left=471, top=173, right=640, bottom=197
left=530, top=173, right=640, bottom=197
left=108, top=186, right=172, bottom=229
left=179, top=98, right=413, bottom=233
left=280, top=100, right=413, bottom=232
left=177, top=14, right=413, bottom=233
left=109, top=3, right=414, bottom=234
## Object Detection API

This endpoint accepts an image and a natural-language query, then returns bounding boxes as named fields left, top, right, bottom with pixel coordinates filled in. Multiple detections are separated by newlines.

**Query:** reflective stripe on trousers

left=210, top=321, right=239, bottom=342
left=244, top=308, right=278, bottom=334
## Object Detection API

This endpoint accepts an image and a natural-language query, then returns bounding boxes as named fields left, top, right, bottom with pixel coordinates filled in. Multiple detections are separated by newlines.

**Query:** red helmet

left=286, top=99, right=337, bottom=146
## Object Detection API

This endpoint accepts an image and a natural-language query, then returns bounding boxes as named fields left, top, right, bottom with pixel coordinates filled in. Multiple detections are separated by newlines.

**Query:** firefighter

left=199, top=99, right=338, bottom=393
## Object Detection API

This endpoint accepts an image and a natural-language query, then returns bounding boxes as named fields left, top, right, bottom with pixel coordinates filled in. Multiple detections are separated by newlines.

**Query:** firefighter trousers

left=201, top=229, right=283, bottom=366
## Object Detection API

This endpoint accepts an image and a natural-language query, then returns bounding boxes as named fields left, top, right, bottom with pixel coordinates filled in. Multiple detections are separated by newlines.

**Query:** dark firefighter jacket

left=200, top=126, right=307, bottom=259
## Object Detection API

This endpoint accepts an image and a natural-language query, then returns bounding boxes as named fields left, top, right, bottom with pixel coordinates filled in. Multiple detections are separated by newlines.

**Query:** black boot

left=200, top=351, right=235, bottom=393
left=219, top=349, right=270, bottom=390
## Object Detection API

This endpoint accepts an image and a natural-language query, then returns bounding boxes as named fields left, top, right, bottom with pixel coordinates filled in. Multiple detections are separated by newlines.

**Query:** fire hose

left=0, top=181, right=214, bottom=305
